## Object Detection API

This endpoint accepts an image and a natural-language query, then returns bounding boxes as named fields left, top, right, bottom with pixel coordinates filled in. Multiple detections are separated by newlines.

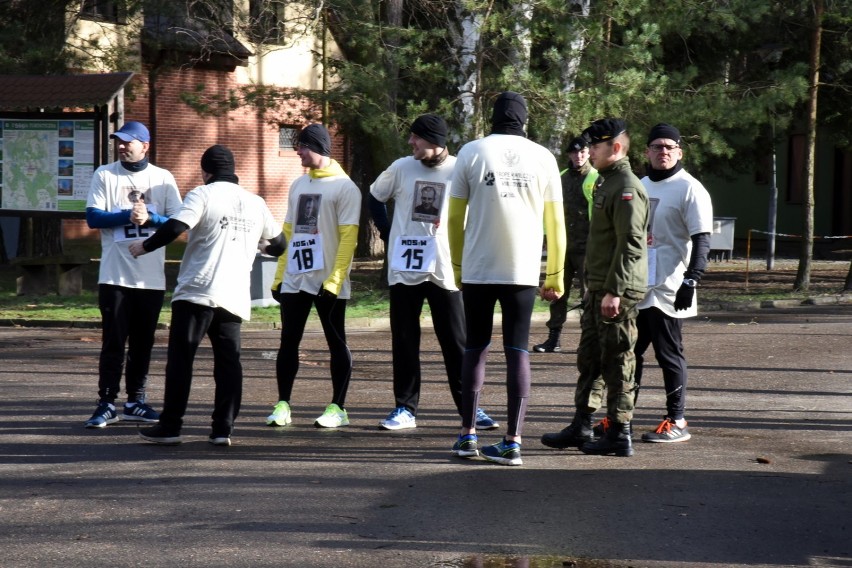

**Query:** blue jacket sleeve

left=145, top=212, right=170, bottom=228
left=86, top=207, right=131, bottom=229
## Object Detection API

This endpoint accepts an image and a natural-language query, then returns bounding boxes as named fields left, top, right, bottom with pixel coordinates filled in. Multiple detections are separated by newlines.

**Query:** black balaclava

left=490, top=91, right=527, bottom=137
left=201, top=144, right=239, bottom=184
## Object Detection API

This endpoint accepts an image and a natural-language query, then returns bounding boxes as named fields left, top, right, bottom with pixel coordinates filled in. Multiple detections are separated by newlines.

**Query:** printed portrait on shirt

left=296, top=193, right=321, bottom=234
left=411, top=182, right=444, bottom=223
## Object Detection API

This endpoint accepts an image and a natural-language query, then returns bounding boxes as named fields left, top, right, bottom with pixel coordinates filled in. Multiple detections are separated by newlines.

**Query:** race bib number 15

left=287, top=233, right=325, bottom=274
left=391, top=235, right=437, bottom=273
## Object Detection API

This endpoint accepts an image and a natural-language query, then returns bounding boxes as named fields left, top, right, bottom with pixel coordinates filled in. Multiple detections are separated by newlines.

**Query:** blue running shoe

left=481, top=438, right=523, bottom=466
left=379, top=407, right=416, bottom=430
left=84, top=402, right=118, bottom=429
left=475, top=408, right=499, bottom=430
left=122, top=402, right=160, bottom=423
left=452, top=434, right=479, bottom=458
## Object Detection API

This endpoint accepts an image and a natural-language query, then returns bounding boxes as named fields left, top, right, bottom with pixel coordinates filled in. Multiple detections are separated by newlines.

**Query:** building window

left=80, top=0, right=127, bottom=24
left=250, top=0, right=287, bottom=45
left=279, top=125, right=299, bottom=150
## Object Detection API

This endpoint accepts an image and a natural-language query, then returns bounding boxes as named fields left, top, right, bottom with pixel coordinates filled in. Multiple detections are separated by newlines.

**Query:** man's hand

left=128, top=241, right=147, bottom=258
left=674, top=283, right=695, bottom=311
left=539, top=287, right=561, bottom=302
left=317, top=287, right=338, bottom=301
left=130, top=202, right=149, bottom=226
left=601, top=292, right=621, bottom=318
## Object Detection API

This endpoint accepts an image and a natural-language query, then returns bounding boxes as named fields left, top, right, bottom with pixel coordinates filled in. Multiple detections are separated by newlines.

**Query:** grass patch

left=1, top=252, right=847, bottom=325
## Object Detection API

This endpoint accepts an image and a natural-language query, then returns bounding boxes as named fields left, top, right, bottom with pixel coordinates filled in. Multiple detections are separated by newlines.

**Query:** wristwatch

left=683, top=278, right=697, bottom=288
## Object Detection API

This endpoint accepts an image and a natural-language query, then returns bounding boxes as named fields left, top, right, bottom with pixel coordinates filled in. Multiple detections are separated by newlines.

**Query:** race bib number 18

left=287, top=233, right=325, bottom=274
left=391, top=235, right=437, bottom=273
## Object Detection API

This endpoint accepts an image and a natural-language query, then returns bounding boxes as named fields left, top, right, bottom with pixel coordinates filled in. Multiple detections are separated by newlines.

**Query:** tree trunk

left=16, top=217, right=63, bottom=258
left=384, top=0, right=402, bottom=115
left=453, top=1, right=488, bottom=141
left=547, top=0, right=591, bottom=154
left=508, top=2, right=533, bottom=71
left=794, top=0, right=823, bottom=291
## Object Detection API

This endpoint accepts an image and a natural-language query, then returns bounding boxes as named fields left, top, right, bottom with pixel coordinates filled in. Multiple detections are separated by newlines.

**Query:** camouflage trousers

left=573, top=290, right=639, bottom=424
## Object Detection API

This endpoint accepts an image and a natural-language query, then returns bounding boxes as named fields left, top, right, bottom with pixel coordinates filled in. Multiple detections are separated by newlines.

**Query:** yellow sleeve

left=322, top=224, right=359, bottom=296
left=271, top=222, right=293, bottom=293
left=448, top=196, right=468, bottom=288
left=544, top=200, right=567, bottom=294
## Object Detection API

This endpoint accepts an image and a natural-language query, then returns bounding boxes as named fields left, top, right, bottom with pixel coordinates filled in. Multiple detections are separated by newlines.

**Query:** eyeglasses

left=648, top=143, right=680, bottom=152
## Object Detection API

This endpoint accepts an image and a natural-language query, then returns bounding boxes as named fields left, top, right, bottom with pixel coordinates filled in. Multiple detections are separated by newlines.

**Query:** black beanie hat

left=299, top=124, right=332, bottom=157
left=647, top=123, right=681, bottom=145
left=490, top=91, right=528, bottom=136
left=201, top=144, right=239, bottom=183
left=410, top=114, right=448, bottom=148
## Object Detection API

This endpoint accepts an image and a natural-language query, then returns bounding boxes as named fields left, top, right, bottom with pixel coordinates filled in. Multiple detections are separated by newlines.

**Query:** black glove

left=318, top=287, right=338, bottom=301
left=673, top=283, right=695, bottom=311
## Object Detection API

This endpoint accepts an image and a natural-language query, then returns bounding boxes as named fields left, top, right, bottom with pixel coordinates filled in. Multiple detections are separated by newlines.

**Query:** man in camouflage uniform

left=540, top=118, right=648, bottom=457
left=533, top=135, right=599, bottom=353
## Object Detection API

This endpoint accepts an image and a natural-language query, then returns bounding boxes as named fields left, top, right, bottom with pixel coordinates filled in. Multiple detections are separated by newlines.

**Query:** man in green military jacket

left=540, top=118, right=649, bottom=457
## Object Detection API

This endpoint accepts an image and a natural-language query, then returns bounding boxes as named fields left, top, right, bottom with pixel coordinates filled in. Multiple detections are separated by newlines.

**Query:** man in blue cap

left=83, top=121, right=182, bottom=428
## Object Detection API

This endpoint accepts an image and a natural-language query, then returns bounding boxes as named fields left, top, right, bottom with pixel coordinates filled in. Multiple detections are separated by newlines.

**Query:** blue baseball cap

left=111, top=121, right=150, bottom=143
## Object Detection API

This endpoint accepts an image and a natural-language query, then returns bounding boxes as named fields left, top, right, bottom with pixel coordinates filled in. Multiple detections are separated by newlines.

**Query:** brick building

left=62, top=1, right=348, bottom=240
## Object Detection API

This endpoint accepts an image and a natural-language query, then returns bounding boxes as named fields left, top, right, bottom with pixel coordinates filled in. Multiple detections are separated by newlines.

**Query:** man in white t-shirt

left=83, top=121, right=182, bottom=428
left=368, top=114, right=497, bottom=431
left=635, top=123, right=713, bottom=443
left=130, top=145, right=285, bottom=446
left=266, top=124, right=362, bottom=430
left=448, top=92, right=566, bottom=466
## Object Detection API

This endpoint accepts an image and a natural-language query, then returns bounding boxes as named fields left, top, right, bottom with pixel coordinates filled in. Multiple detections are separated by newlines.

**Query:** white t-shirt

left=171, top=181, right=281, bottom=320
left=638, top=168, right=714, bottom=318
left=370, top=155, right=458, bottom=290
left=451, top=134, right=562, bottom=286
left=280, top=173, right=361, bottom=299
left=86, top=161, right=182, bottom=290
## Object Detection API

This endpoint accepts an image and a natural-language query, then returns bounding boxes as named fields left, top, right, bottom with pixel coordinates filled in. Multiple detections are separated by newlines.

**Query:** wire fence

left=745, top=229, right=852, bottom=289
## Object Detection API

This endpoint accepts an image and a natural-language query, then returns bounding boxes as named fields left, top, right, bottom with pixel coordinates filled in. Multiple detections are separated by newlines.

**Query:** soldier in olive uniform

left=533, top=135, right=599, bottom=353
left=540, top=118, right=648, bottom=457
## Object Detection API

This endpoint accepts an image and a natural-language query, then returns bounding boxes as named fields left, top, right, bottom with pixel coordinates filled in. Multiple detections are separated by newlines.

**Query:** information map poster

left=0, top=118, right=96, bottom=213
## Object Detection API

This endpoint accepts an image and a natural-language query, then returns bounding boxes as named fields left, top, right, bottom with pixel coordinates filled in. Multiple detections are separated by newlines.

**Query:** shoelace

left=653, top=418, right=674, bottom=434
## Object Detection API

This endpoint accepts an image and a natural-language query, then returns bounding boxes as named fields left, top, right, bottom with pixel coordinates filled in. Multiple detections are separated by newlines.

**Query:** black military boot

left=533, top=327, right=562, bottom=353
left=540, top=411, right=594, bottom=449
left=580, top=420, right=633, bottom=457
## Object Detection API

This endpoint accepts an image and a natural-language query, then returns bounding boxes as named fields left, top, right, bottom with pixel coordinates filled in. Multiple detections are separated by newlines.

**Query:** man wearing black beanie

left=131, top=144, right=286, bottom=446
left=447, top=92, right=567, bottom=466
left=266, top=123, right=362, bottom=430
left=633, top=123, right=713, bottom=443
left=368, top=113, right=498, bottom=432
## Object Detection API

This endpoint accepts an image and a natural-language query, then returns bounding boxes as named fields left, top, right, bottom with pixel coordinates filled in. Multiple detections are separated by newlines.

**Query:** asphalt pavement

left=0, top=305, right=850, bottom=568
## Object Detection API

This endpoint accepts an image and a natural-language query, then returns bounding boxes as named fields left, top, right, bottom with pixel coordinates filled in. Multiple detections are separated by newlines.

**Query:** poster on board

left=0, top=117, right=96, bottom=213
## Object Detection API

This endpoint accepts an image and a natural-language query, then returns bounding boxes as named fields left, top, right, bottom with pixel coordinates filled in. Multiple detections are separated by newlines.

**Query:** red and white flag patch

left=621, top=192, right=633, bottom=201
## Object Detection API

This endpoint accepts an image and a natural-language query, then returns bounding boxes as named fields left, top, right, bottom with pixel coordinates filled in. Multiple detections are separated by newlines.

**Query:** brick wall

left=64, top=65, right=350, bottom=242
